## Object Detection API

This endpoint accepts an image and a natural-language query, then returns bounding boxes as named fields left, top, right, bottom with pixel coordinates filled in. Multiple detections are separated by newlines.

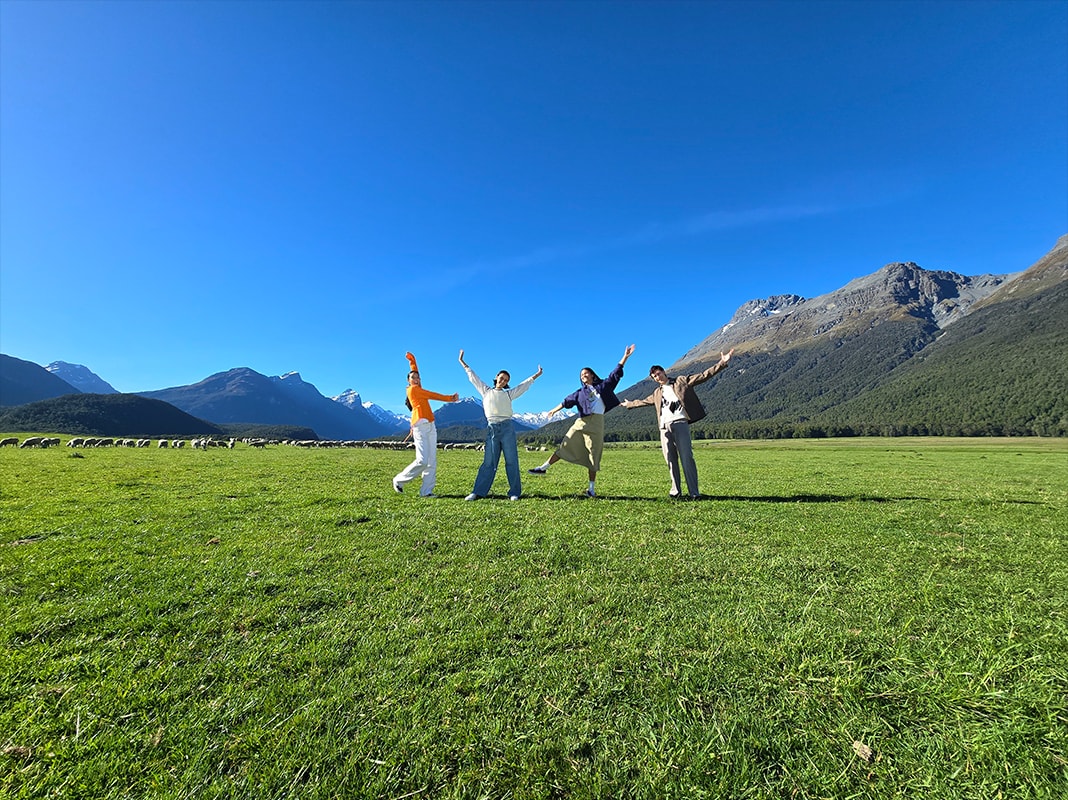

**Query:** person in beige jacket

left=621, top=349, right=734, bottom=499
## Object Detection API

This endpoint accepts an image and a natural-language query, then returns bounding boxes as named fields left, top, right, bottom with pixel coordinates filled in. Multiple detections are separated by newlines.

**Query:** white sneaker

left=464, top=493, right=479, bottom=501
left=509, top=495, right=520, bottom=501
left=392, top=481, right=403, bottom=493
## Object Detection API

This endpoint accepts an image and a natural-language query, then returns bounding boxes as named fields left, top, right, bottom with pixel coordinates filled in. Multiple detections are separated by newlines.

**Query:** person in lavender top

left=528, top=344, right=635, bottom=498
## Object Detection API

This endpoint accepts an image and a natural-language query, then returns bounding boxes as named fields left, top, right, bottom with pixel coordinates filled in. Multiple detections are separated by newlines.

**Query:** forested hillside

left=810, top=279, right=1068, bottom=436
left=525, top=240, right=1067, bottom=442
left=0, top=394, right=224, bottom=437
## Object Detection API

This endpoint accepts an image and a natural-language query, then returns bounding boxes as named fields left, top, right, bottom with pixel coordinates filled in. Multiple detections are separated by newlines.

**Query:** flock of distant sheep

left=0, top=436, right=486, bottom=451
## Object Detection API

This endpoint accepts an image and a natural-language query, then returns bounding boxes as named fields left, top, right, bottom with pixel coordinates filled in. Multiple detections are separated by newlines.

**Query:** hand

left=534, top=365, right=543, bottom=379
left=720, top=348, right=734, bottom=365
left=452, top=393, right=459, bottom=402
left=621, top=400, right=636, bottom=409
left=458, top=349, right=466, bottom=366
left=622, top=343, right=636, bottom=362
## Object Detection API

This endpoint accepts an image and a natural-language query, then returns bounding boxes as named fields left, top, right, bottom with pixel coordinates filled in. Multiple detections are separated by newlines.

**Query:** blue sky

left=2, top=0, right=1065, bottom=415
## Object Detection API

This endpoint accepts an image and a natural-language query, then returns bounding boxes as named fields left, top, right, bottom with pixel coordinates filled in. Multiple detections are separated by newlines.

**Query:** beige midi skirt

left=555, top=413, right=605, bottom=472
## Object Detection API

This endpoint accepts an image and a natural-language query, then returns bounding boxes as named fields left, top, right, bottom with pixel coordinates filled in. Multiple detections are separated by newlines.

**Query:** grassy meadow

left=1, top=436, right=1066, bottom=799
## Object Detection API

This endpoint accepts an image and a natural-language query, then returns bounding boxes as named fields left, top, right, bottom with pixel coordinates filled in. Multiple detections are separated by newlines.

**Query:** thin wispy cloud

left=615, top=204, right=836, bottom=248
left=438, top=202, right=838, bottom=290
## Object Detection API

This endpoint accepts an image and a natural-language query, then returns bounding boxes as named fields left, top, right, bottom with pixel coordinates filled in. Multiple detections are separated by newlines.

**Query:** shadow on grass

left=395, top=493, right=1044, bottom=505
left=415, top=492, right=925, bottom=502
left=701, top=493, right=929, bottom=503
left=699, top=494, right=1046, bottom=506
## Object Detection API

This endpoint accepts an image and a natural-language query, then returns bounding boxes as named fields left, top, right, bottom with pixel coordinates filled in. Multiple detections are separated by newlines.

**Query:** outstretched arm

left=510, top=365, right=542, bottom=399
left=418, top=389, right=460, bottom=403
left=687, top=349, right=736, bottom=386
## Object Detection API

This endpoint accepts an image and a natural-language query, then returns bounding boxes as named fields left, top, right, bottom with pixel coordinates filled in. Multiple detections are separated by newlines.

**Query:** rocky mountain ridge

left=138, top=368, right=388, bottom=440
left=46, top=361, right=119, bottom=394
left=676, top=262, right=1015, bottom=369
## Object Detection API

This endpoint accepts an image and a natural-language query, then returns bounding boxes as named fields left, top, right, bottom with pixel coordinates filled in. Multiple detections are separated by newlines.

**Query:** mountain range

left=2, top=235, right=1065, bottom=438
left=587, top=233, right=1067, bottom=439
left=137, top=370, right=391, bottom=440
left=0, top=358, right=563, bottom=439
left=332, top=389, right=409, bottom=434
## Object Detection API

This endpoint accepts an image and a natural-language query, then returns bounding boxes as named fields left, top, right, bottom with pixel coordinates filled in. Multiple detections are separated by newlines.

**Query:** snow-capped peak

left=513, top=409, right=574, bottom=428
left=45, top=361, right=118, bottom=394
left=332, top=388, right=363, bottom=408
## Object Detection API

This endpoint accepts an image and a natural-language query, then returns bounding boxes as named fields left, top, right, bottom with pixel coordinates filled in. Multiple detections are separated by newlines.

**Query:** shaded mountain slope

left=813, top=278, right=1068, bottom=435
left=0, top=354, right=80, bottom=407
left=139, top=368, right=388, bottom=440
left=0, top=393, right=224, bottom=437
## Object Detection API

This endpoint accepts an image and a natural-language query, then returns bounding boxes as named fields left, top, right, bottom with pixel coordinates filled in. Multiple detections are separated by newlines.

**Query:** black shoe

left=528, top=467, right=547, bottom=475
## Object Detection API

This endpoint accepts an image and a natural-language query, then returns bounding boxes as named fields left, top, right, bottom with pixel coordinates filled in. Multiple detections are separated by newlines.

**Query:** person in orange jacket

left=392, top=352, right=459, bottom=497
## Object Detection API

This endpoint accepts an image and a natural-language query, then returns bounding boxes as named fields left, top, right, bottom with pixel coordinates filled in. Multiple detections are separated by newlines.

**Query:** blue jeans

left=473, top=420, right=521, bottom=497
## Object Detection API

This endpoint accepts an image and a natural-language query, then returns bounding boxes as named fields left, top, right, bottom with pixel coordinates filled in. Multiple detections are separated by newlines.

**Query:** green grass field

left=2, top=436, right=1066, bottom=799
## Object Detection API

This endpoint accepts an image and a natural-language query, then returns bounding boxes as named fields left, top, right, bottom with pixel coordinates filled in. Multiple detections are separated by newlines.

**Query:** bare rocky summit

left=675, top=262, right=1016, bottom=369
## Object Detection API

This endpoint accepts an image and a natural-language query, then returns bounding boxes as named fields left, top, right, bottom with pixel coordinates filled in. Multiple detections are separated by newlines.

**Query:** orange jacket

left=405, top=352, right=456, bottom=425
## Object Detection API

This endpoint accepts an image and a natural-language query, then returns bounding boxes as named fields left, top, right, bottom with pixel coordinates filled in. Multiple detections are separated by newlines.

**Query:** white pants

left=394, top=419, right=438, bottom=496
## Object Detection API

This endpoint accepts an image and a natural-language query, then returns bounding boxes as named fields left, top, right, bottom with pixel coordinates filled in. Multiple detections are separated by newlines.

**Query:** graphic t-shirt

left=658, top=383, right=688, bottom=428
left=586, top=385, right=606, bottom=415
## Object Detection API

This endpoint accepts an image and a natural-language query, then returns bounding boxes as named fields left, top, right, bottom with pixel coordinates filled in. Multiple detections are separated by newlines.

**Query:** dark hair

left=404, top=370, right=418, bottom=410
left=581, top=367, right=601, bottom=384
left=495, top=371, right=510, bottom=388
left=649, top=365, right=665, bottom=375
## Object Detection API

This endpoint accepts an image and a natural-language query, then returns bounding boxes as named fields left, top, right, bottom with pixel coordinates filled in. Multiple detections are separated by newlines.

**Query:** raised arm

left=603, top=344, right=636, bottom=392
left=686, top=348, right=735, bottom=386
left=459, top=349, right=489, bottom=395
left=509, top=365, right=542, bottom=399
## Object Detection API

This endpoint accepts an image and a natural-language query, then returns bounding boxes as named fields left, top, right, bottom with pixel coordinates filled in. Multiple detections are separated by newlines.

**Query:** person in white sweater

left=459, top=349, right=542, bottom=501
